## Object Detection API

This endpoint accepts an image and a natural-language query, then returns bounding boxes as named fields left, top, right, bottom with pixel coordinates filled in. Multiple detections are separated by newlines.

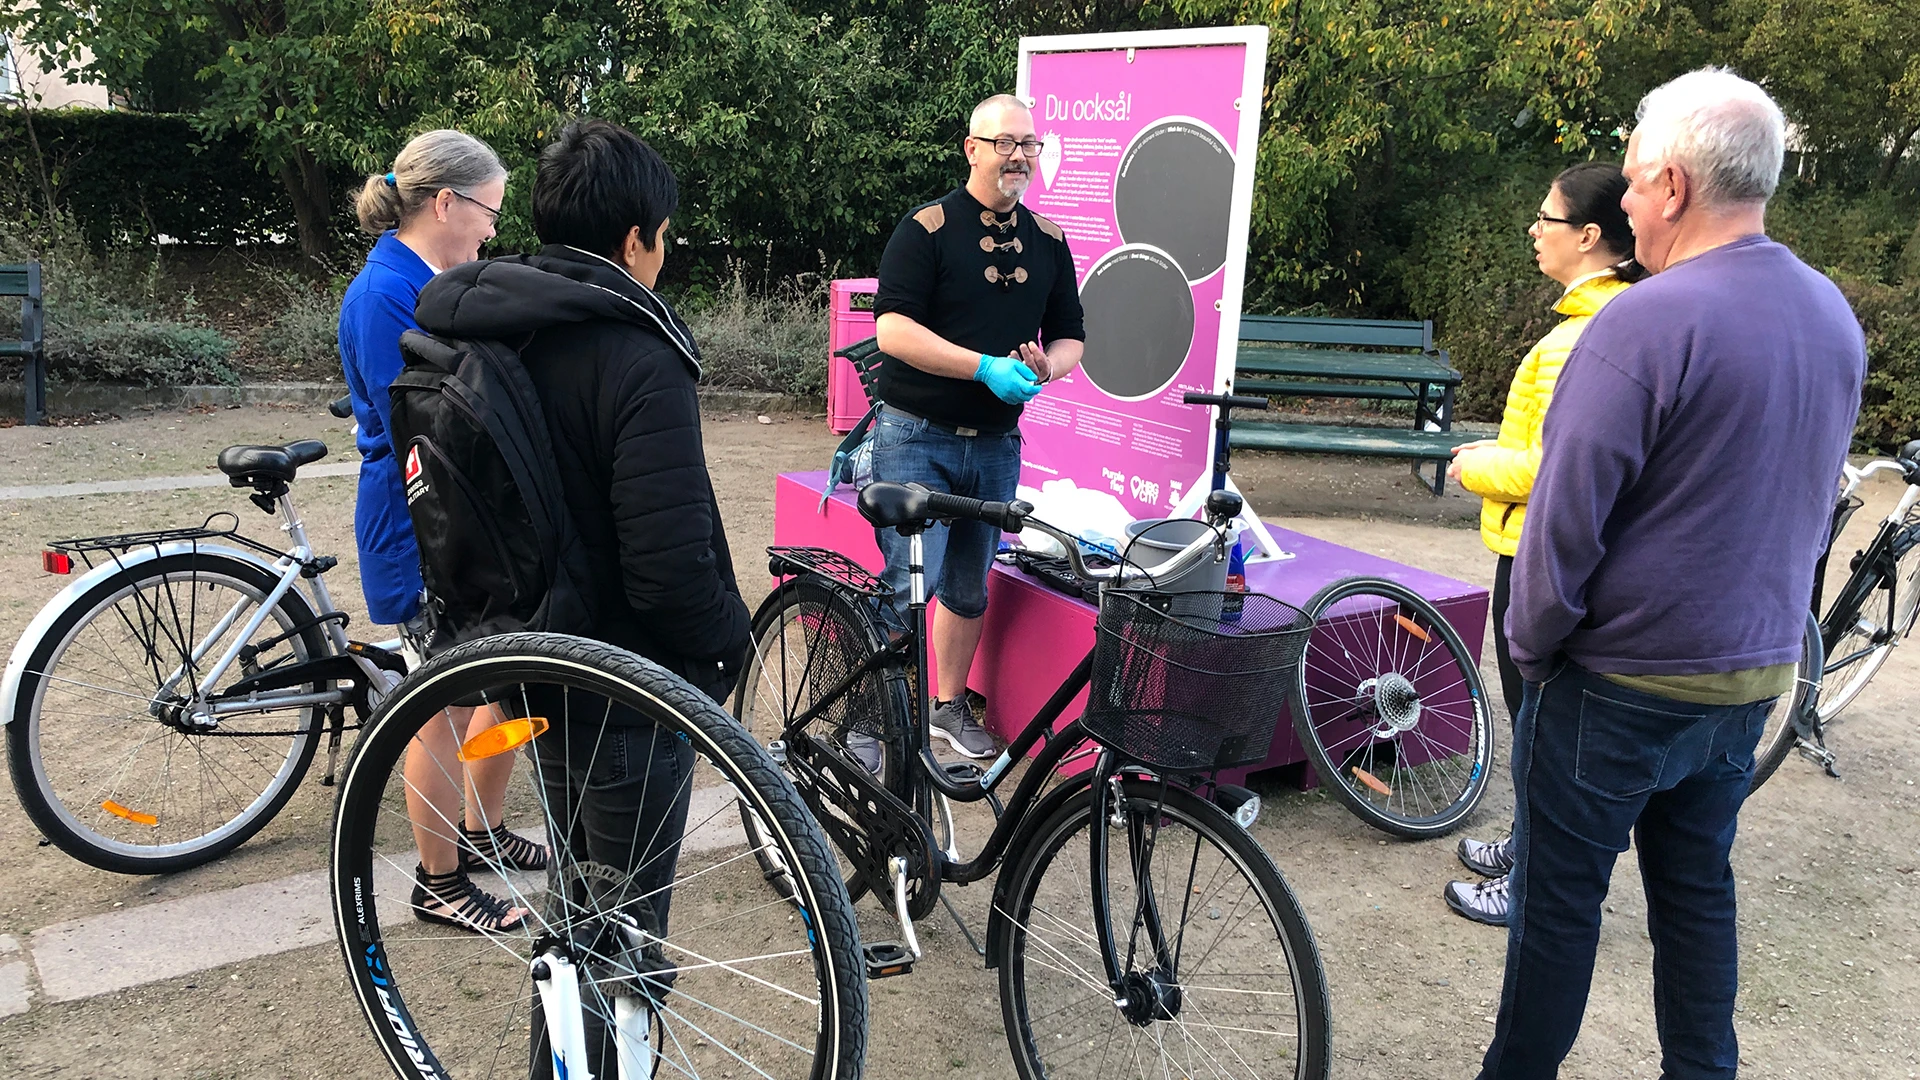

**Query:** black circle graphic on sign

left=1114, top=120, right=1235, bottom=282
left=1077, top=245, right=1195, bottom=400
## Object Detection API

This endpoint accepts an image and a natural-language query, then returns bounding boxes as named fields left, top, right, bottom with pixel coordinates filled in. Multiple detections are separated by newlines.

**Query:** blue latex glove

left=974, top=353, right=1042, bottom=404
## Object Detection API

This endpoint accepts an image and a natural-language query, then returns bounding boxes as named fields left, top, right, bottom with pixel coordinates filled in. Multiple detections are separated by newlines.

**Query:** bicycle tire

left=1749, top=611, right=1824, bottom=794
left=995, top=778, right=1332, bottom=1080
left=1290, top=575, right=1493, bottom=839
left=332, top=632, right=866, bottom=1080
left=734, top=574, right=910, bottom=902
left=6, top=550, right=327, bottom=874
left=1816, top=529, right=1920, bottom=724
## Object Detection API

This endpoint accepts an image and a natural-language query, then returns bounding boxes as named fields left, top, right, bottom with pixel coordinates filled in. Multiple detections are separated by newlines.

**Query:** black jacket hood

left=415, top=245, right=702, bottom=378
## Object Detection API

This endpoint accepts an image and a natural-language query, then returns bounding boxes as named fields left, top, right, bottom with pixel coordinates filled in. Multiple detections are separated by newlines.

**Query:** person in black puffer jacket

left=415, top=120, right=749, bottom=705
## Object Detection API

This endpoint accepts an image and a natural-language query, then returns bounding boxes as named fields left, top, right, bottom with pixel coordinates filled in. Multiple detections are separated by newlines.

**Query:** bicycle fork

left=1086, top=754, right=1185, bottom=1027
left=530, top=925, right=658, bottom=1080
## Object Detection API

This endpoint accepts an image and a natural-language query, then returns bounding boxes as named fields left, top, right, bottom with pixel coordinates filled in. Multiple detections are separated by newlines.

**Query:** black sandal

left=411, top=864, right=530, bottom=933
left=460, top=822, right=550, bottom=873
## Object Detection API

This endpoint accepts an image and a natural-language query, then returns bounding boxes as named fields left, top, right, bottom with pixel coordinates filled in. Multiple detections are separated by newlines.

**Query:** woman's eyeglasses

left=1533, top=210, right=1579, bottom=227
left=451, top=189, right=502, bottom=226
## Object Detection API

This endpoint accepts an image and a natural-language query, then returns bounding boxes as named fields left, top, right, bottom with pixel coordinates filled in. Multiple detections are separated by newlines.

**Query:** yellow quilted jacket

left=1459, top=270, right=1632, bottom=556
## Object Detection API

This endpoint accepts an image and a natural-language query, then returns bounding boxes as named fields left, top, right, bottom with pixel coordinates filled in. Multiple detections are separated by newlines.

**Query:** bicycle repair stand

left=1168, top=389, right=1292, bottom=564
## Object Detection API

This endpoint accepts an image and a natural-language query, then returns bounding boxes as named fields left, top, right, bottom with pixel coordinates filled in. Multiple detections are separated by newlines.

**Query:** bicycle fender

left=983, top=771, right=1098, bottom=970
left=1, top=542, right=293, bottom=727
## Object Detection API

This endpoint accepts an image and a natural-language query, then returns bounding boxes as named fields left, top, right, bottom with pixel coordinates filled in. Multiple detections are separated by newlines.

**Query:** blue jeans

left=1479, top=660, right=1773, bottom=1080
left=869, top=408, right=1021, bottom=630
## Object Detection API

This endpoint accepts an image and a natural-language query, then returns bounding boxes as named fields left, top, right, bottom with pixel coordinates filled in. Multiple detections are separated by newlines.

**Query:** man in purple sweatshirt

left=1480, top=69, right=1865, bottom=1079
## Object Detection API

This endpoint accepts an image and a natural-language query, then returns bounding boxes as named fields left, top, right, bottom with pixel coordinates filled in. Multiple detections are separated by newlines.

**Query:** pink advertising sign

left=1015, top=29, right=1268, bottom=522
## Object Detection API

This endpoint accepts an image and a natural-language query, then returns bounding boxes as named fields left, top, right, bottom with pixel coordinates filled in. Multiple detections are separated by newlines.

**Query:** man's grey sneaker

left=1457, top=833, right=1515, bottom=878
left=844, top=731, right=884, bottom=776
left=930, top=696, right=997, bottom=759
left=1443, top=874, right=1511, bottom=926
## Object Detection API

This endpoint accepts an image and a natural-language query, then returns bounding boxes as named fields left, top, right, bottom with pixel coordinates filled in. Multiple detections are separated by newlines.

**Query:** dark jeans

left=1479, top=660, right=1772, bottom=1080
left=1490, top=555, right=1524, bottom=721
left=869, top=407, right=1022, bottom=631
left=526, top=691, right=695, bottom=1078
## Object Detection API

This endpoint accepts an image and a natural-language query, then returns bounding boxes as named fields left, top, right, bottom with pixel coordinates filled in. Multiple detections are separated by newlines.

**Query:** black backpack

left=388, top=329, right=597, bottom=645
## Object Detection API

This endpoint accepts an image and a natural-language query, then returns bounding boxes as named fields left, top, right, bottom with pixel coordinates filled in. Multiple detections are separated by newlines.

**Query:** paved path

left=0, top=462, right=361, bottom=501
left=3, top=784, right=743, bottom=1014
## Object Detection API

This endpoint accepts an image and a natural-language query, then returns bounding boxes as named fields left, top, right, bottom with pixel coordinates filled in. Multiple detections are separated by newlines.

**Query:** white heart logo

left=1038, top=131, right=1062, bottom=190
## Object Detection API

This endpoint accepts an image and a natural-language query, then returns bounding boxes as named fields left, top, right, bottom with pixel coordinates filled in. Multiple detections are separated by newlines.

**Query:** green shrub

left=0, top=207, right=238, bottom=386
left=681, top=274, right=829, bottom=398
left=255, top=268, right=346, bottom=369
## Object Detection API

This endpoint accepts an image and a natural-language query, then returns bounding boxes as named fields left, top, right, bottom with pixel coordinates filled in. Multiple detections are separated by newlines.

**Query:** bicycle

left=1751, top=438, right=1920, bottom=790
left=3, top=405, right=412, bottom=874
left=329, top=632, right=867, bottom=1080
left=735, top=391, right=1334, bottom=1078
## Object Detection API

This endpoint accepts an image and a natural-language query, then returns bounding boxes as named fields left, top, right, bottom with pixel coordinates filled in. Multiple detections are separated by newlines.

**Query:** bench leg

left=24, top=349, right=46, bottom=427
left=1409, top=457, right=1445, bottom=496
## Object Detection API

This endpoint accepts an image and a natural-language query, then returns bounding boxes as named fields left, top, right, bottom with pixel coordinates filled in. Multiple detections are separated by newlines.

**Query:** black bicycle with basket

left=735, top=391, right=1337, bottom=1079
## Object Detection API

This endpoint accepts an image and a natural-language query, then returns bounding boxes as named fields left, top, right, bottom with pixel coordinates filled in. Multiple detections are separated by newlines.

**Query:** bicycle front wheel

left=1750, top=610, right=1824, bottom=794
left=995, top=778, right=1331, bottom=1080
left=1290, top=576, right=1493, bottom=839
left=6, top=551, right=328, bottom=874
left=332, top=633, right=866, bottom=1080
left=1818, top=530, right=1920, bottom=724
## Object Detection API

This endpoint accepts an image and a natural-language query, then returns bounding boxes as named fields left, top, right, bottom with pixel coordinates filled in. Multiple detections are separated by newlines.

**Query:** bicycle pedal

left=863, top=941, right=916, bottom=979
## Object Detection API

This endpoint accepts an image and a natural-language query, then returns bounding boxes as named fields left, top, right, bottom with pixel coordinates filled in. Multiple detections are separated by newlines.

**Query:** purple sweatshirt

left=1509, top=235, right=1865, bottom=682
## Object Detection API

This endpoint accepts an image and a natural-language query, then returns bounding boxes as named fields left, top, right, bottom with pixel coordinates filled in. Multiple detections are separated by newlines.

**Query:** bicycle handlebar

left=1019, top=513, right=1228, bottom=589
left=921, top=489, right=1032, bottom=534
left=1182, top=391, right=1270, bottom=412
left=328, top=395, right=354, bottom=419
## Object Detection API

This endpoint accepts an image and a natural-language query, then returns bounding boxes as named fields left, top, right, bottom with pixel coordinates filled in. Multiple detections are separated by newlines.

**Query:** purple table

left=774, top=471, right=1488, bottom=786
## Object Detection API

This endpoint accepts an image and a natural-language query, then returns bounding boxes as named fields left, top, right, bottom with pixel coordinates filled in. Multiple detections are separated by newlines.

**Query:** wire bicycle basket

left=1083, top=590, right=1313, bottom=773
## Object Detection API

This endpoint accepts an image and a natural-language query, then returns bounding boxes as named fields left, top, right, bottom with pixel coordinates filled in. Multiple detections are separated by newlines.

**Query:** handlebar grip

left=1182, top=391, right=1269, bottom=411
left=922, top=490, right=1032, bottom=533
left=328, top=395, right=354, bottom=419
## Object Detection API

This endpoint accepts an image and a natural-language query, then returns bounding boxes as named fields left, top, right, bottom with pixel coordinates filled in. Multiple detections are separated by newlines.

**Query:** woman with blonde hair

left=339, top=129, right=546, bottom=934
left=1443, top=160, right=1645, bottom=926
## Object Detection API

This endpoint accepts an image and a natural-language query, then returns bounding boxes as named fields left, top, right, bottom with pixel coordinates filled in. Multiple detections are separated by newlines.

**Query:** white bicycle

left=3, top=415, right=411, bottom=874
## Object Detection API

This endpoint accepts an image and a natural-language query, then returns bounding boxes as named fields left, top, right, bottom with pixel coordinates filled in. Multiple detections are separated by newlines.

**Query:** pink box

left=827, top=278, right=878, bottom=434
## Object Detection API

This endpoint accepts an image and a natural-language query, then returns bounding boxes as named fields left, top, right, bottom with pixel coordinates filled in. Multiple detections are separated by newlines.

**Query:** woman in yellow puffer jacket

left=1443, top=161, right=1644, bottom=927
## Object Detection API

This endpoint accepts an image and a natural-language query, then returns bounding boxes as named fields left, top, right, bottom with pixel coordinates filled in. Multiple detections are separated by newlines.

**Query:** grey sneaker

left=1444, top=874, right=1511, bottom=926
left=930, top=696, right=997, bottom=759
left=1457, top=833, right=1515, bottom=878
left=844, top=731, right=884, bottom=776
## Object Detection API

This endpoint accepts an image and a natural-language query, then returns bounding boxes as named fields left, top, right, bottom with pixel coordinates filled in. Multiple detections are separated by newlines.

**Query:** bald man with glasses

left=863, top=93, right=1087, bottom=765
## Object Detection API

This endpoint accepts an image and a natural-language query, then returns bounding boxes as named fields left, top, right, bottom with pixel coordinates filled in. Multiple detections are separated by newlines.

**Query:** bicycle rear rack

left=767, top=546, right=892, bottom=598
left=48, top=512, right=286, bottom=571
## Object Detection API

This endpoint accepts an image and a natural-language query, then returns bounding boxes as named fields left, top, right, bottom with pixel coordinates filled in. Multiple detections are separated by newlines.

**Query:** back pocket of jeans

left=1573, top=689, right=1700, bottom=798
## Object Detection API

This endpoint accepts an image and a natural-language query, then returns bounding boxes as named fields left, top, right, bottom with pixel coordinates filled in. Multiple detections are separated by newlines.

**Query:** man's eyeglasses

left=971, top=135, right=1046, bottom=158
left=451, top=189, right=502, bottom=226
left=1533, top=210, right=1579, bottom=227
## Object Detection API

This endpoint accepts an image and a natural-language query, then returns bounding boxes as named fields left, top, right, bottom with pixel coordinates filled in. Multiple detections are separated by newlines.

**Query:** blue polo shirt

left=338, top=231, right=436, bottom=625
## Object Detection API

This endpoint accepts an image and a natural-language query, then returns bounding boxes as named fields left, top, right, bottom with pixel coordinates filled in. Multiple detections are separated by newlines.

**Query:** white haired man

left=1482, top=69, right=1865, bottom=1078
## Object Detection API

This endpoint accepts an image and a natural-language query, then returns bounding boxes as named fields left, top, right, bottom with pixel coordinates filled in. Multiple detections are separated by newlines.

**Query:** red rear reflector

left=43, top=551, right=73, bottom=575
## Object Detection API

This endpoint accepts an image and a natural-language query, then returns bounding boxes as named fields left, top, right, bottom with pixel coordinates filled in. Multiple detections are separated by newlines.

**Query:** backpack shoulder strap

left=819, top=401, right=883, bottom=513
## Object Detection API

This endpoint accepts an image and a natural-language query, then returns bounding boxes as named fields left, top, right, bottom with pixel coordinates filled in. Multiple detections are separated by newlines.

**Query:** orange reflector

left=102, top=800, right=159, bottom=826
left=1351, top=767, right=1393, bottom=797
left=43, top=551, right=73, bottom=575
left=458, top=716, right=549, bottom=761
left=1393, top=614, right=1431, bottom=643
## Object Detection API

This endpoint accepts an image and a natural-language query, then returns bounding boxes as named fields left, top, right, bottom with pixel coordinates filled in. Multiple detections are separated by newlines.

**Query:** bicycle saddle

left=217, top=439, right=329, bottom=485
left=857, top=482, right=931, bottom=530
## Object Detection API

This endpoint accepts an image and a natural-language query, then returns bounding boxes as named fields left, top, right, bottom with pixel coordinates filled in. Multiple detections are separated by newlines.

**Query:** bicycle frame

left=1816, top=461, right=1920, bottom=664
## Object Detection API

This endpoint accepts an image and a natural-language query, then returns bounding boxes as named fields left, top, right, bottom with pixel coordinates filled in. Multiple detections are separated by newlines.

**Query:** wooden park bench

left=2, top=262, right=47, bottom=426
left=1229, top=314, right=1462, bottom=494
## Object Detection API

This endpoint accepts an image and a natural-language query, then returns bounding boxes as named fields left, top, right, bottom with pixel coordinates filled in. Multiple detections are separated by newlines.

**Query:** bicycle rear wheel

left=331, top=633, right=866, bottom=1080
left=995, top=777, right=1331, bottom=1079
left=1749, top=611, right=1824, bottom=794
left=1290, top=576, right=1492, bottom=839
left=1817, top=530, right=1920, bottom=724
left=734, top=574, right=910, bottom=902
left=5, top=551, right=328, bottom=874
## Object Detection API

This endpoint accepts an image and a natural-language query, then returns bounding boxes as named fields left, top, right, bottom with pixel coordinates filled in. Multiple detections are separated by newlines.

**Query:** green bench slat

left=0, top=343, right=41, bottom=357
left=1229, top=422, right=1460, bottom=460
left=1239, top=314, right=1429, bottom=350
left=1233, top=378, right=1421, bottom=401
left=0, top=266, right=35, bottom=295
left=1236, top=345, right=1459, bottom=384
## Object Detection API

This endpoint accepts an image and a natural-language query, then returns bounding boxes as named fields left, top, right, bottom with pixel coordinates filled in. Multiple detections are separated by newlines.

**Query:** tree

left=1, top=0, right=504, bottom=261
